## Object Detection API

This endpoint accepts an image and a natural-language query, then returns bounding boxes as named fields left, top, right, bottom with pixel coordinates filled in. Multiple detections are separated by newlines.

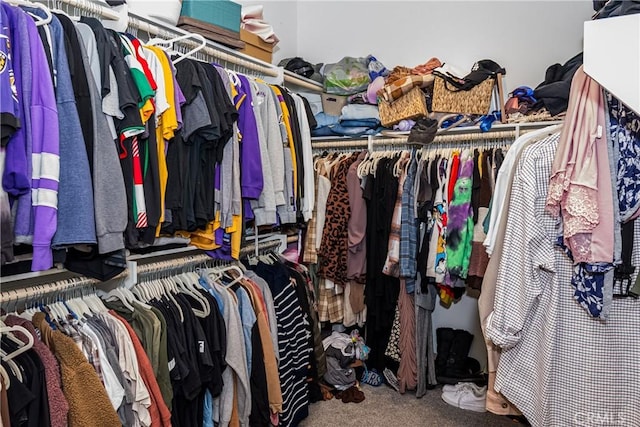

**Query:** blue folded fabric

left=311, top=126, right=337, bottom=137
left=311, top=124, right=384, bottom=137
left=314, top=112, right=341, bottom=128
left=339, top=118, right=381, bottom=128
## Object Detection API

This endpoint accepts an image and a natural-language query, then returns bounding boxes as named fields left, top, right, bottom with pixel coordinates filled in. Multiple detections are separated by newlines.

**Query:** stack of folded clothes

left=312, top=104, right=383, bottom=137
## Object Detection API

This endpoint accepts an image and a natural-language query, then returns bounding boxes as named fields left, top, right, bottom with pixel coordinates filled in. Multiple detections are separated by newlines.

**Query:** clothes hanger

left=160, top=277, right=185, bottom=322
left=0, top=352, right=22, bottom=383
left=102, top=276, right=137, bottom=312
left=180, top=272, right=211, bottom=317
left=0, top=365, right=10, bottom=390
left=146, top=33, right=206, bottom=64
left=6, top=0, right=53, bottom=26
left=0, top=325, right=34, bottom=361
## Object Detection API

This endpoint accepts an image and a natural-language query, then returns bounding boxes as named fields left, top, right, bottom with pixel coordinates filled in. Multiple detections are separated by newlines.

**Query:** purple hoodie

left=235, top=74, right=263, bottom=200
left=2, top=4, right=31, bottom=206
left=5, top=5, right=60, bottom=270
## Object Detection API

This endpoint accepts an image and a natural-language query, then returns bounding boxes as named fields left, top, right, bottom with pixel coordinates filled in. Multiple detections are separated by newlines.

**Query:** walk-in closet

left=0, top=1, right=637, bottom=426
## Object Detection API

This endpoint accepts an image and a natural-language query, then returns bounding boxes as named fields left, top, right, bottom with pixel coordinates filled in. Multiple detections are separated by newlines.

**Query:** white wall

left=235, top=0, right=299, bottom=64
left=296, top=1, right=594, bottom=93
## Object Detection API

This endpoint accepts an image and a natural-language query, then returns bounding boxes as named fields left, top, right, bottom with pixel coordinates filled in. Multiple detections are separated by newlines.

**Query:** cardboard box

left=321, top=93, right=348, bottom=117
left=178, top=16, right=245, bottom=50
left=181, top=0, right=241, bottom=34
left=239, top=29, right=274, bottom=63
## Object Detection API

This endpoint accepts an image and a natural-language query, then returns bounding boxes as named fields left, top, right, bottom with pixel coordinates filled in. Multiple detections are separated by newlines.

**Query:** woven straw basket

left=378, top=87, right=428, bottom=127
left=432, top=76, right=495, bottom=115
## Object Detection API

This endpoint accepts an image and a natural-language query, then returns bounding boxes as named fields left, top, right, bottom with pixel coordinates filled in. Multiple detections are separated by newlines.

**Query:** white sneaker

left=441, top=386, right=487, bottom=412
left=442, top=382, right=486, bottom=394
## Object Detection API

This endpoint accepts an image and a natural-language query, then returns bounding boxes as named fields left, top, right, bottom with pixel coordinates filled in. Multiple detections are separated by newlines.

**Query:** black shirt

left=56, top=13, right=94, bottom=172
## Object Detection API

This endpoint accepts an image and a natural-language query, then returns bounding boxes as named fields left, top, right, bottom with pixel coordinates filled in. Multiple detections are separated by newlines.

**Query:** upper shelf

left=47, top=0, right=321, bottom=91
left=310, top=120, right=564, bottom=146
left=584, top=15, right=640, bottom=114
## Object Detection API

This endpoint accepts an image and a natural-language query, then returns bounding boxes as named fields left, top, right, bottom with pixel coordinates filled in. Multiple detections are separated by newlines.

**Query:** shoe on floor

left=442, top=382, right=487, bottom=395
left=441, top=386, right=487, bottom=413
left=383, top=367, right=400, bottom=392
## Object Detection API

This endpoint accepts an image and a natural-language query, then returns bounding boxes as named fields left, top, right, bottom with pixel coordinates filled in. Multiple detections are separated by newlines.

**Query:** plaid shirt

left=303, top=167, right=320, bottom=264
left=383, top=153, right=410, bottom=277
left=64, top=319, right=103, bottom=383
left=400, top=153, right=419, bottom=292
left=317, top=278, right=344, bottom=324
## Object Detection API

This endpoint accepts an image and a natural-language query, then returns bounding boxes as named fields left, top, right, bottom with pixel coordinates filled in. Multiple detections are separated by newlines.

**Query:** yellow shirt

left=270, top=86, right=298, bottom=199
left=145, top=46, right=179, bottom=235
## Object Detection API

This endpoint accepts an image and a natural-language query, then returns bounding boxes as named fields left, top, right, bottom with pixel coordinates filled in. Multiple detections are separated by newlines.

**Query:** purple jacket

left=235, top=74, right=263, bottom=200
left=5, top=5, right=60, bottom=270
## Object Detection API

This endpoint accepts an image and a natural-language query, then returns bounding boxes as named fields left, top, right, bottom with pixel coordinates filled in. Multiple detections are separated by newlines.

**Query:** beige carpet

left=300, top=384, right=519, bottom=427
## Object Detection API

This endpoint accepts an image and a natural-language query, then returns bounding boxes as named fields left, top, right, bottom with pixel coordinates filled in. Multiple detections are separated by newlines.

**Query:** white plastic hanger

left=5, top=0, right=52, bottom=26
left=103, top=285, right=136, bottom=312
left=146, top=33, right=206, bottom=64
left=177, top=273, right=210, bottom=317
left=0, top=365, right=10, bottom=390
left=0, top=325, right=34, bottom=361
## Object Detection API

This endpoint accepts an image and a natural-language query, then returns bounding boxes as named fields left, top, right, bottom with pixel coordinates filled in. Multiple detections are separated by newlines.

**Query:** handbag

left=378, top=86, right=428, bottom=127
left=432, top=75, right=496, bottom=115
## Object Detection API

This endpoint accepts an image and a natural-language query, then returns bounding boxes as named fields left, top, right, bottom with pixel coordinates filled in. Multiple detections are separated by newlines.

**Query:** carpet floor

left=300, top=384, right=520, bottom=427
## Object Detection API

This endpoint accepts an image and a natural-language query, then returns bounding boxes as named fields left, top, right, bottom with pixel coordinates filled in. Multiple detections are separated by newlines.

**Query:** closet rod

left=50, top=0, right=120, bottom=20
left=135, top=253, right=216, bottom=276
left=46, top=0, right=279, bottom=77
left=1, top=275, right=106, bottom=306
left=311, top=130, right=519, bottom=150
left=1, top=238, right=284, bottom=294
left=283, top=70, right=323, bottom=92
left=1, top=240, right=284, bottom=304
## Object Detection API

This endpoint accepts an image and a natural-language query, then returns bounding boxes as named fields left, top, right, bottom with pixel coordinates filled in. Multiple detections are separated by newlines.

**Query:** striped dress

left=254, top=262, right=311, bottom=427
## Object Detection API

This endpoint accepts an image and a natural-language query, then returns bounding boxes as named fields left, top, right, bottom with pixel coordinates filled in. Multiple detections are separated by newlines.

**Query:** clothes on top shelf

left=0, top=3, right=316, bottom=273
left=0, top=253, right=324, bottom=427
left=311, top=105, right=382, bottom=138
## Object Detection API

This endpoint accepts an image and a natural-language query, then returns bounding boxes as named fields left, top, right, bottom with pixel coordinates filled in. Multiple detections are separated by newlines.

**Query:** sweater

left=260, top=83, right=286, bottom=208
left=5, top=315, right=69, bottom=427
left=5, top=6, right=60, bottom=270
left=32, top=313, right=120, bottom=427
left=28, top=10, right=96, bottom=249
left=2, top=3, right=31, bottom=203
left=235, top=74, right=263, bottom=200
left=75, top=23, right=127, bottom=254
left=249, top=81, right=277, bottom=225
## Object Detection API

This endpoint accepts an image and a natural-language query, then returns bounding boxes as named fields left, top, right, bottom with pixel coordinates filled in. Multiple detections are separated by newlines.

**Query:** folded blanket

left=378, top=74, right=435, bottom=103
left=340, top=104, right=380, bottom=121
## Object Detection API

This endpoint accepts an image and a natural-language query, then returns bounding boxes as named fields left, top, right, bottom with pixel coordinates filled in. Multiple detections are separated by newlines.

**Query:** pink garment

left=346, top=151, right=368, bottom=280
left=241, top=5, right=279, bottom=44
left=546, top=66, right=613, bottom=263
left=5, top=315, right=70, bottom=427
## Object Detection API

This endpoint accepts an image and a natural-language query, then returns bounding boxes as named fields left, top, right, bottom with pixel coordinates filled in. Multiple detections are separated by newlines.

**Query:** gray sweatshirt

left=249, top=81, right=277, bottom=226
left=75, top=25, right=127, bottom=254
